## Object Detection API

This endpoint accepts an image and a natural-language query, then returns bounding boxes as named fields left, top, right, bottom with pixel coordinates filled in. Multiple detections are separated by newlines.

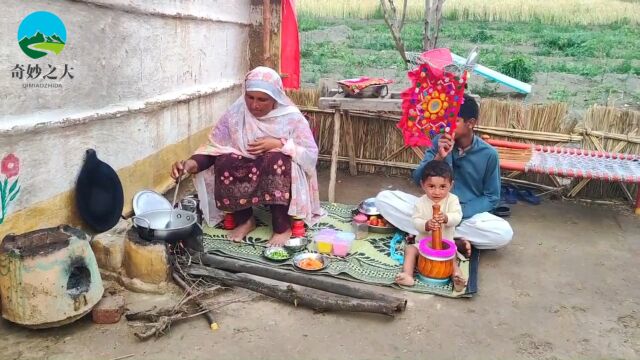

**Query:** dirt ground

left=1, top=170, right=639, bottom=360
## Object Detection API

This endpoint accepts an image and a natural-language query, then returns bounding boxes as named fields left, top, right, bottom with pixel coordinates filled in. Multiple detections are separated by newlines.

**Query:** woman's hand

left=171, top=159, right=198, bottom=180
left=248, top=137, right=283, bottom=155
left=436, top=133, right=454, bottom=160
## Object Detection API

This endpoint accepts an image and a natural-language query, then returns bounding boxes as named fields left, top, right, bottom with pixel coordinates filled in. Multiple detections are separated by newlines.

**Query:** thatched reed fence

left=288, top=89, right=640, bottom=203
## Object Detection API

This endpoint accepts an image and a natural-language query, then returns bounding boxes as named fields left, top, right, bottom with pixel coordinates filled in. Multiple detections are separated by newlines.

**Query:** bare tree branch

left=433, top=0, right=446, bottom=49
left=423, top=0, right=446, bottom=50
left=424, top=0, right=432, bottom=50
left=399, top=0, right=408, bottom=33
left=380, top=0, right=409, bottom=67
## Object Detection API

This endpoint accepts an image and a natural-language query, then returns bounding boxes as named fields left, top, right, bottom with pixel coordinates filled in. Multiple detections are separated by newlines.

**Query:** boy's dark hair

left=421, top=160, right=453, bottom=183
left=458, top=94, right=479, bottom=122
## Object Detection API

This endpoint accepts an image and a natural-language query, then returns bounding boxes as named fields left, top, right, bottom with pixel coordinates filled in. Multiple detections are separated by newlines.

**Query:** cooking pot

left=132, top=209, right=197, bottom=243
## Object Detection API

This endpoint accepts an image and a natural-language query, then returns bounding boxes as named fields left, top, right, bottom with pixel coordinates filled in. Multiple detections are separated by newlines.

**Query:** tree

left=380, top=0, right=447, bottom=67
left=379, top=0, right=409, bottom=67
left=423, top=0, right=446, bottom=51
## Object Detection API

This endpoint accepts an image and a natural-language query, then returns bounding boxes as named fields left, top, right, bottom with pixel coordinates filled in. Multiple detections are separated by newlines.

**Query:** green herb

left=267, top=248, right=290, bottom=260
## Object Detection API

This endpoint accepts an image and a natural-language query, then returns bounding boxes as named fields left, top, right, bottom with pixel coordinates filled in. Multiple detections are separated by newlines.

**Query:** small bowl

left=357, top=198, right=380, bottom=216
left=283, top=237, right=309, bottom=253
left=293, top=253, right=329, bottom=271
left=263, top=246, right=292, bottom=262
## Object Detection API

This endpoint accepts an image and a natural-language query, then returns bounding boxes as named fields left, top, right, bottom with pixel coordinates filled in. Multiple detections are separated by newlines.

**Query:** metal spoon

left=166, top=165, right=183, bottom=229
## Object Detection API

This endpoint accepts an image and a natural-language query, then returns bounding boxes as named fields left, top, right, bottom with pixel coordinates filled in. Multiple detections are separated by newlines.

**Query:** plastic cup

left=314, top=233, right=334, bottom=254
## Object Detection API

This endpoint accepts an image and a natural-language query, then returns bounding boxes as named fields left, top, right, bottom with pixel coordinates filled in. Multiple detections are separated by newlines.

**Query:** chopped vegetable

left=298, top=257, right=324, bottom=270
left=265, top=248, right=290, bottom=260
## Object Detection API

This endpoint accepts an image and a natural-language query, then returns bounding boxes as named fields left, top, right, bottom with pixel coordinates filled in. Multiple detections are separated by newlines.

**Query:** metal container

left=293, top=253, right=330, bottom=272
left=339, top=84, right=388, bottom=98
left=179, top=196, right=198, bottom=213
left=179, top=195, right=201, bottom=224
left=283, top=237, right=309, bottom=253
left=132, top=209, right=197, bottom=243
left=357, top=197, right=380, bottom=216
left=262, top=246, right=292, bottom=262
left=369, top=223, right=396, bottom=234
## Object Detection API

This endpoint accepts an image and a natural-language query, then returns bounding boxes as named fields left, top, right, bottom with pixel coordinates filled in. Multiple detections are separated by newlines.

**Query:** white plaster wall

left=0, top=0, right=252, bottom=217
left=1, top=0, right=251, bottom=128
left=2, top=89, right=241, bottom=213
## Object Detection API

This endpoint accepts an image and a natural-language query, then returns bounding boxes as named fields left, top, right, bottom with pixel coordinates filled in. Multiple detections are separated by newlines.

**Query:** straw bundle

left=286, top=88, right=320, bottom=108
left=576, top=105, right=640, bottom=200
left=476, top=99, right=572, bottom=188
left=477, top=99, right=572, bottom=144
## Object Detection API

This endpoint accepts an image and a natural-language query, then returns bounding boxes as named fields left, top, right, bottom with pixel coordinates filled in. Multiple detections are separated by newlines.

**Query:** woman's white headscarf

left=193, top=67, right=325, bottom=226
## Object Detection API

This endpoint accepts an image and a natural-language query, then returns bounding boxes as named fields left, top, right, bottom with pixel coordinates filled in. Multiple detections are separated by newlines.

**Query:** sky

left=17, top=11, right=67, bottom=41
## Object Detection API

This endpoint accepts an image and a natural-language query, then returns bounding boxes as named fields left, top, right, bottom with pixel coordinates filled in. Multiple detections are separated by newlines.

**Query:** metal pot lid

left=358, top=197, right=380, bottom=215
left=133, top=190, right=172, bottom=215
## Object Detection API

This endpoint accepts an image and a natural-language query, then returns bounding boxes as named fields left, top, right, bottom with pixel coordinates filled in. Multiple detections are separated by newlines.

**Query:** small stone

left=92, top=295, right=125, bottom=324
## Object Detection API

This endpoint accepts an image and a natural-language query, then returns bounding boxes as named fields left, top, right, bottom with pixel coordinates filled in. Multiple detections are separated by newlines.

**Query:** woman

left=171, top=67, right=324, bottom=245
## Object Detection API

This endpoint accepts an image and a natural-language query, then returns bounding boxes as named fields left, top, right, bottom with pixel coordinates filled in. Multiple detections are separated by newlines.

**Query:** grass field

left=297, top=0, right=640, bottom=26
left=298, top=2, right=640, bottom=109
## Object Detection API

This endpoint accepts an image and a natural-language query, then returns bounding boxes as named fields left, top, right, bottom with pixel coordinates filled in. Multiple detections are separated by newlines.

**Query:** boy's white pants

left=375, top=190, right=513, bottom=249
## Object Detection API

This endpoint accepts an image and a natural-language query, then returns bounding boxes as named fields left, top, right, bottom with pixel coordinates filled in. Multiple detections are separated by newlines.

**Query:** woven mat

left=202, top=203, right=479, bottom=298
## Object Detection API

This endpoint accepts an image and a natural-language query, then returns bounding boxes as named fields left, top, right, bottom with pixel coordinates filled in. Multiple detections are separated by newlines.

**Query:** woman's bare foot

left=395, top=272, right=415, bottom=286
left=228, top=217, right=256, bottom=242
left=454, top=237, right=472, bottom=258
left=268, top=229, right=292, bottom=246
left=452, top=262, right=467, bottom=292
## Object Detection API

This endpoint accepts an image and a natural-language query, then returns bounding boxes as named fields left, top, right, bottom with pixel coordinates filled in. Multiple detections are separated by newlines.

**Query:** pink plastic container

left=332, top=232, right=355, bottom=257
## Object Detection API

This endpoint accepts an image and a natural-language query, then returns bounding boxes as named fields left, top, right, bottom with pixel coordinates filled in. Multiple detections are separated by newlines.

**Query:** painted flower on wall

left=1, top=154, right=19, bottom=179
left=0, top=153, right=21, bottom=224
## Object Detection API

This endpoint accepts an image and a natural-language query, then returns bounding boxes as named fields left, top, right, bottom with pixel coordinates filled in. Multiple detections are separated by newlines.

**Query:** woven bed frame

left=486, top=138, right=640, bottom=215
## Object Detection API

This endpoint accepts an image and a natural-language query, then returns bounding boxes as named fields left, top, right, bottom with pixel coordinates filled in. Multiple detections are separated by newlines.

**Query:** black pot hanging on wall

left=75, top=149, right=124, bottom=233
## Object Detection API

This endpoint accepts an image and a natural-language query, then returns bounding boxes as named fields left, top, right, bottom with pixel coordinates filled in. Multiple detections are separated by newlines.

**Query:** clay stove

left=0, top=225, right=103, bottom=328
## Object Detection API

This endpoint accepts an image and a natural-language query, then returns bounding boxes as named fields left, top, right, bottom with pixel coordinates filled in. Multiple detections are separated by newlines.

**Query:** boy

left=395, top=160, right=466, bottom=290
left=377, top=95, right=512, bottom=256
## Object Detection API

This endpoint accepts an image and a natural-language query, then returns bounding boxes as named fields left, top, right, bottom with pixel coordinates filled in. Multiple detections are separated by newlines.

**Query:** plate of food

left=263, top=247, right=292, bottom=262
left=293, top=253, right=329, bottom=271
left=366, top=215, right=396, bottom=234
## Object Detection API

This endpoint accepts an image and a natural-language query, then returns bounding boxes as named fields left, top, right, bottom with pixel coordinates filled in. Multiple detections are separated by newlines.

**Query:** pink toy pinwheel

left=398, top=48, right=468, bottom=147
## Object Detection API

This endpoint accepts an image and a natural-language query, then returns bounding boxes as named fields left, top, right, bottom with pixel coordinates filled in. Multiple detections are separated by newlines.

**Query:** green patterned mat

left=202, top=203, right=477, bottom=298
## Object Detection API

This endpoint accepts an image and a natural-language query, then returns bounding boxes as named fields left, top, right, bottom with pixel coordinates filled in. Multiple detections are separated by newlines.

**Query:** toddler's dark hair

left=421, top=160, right=453, bottom=183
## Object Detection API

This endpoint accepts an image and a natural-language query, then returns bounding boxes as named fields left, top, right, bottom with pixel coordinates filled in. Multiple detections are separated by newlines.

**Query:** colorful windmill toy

left=398, top=48, right=469, bottom=147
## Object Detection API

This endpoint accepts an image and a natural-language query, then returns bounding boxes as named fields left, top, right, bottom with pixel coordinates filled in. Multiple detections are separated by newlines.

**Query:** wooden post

left=262, top=0, right=272, bottom=67
left=431, top=204, right=442, bottom=250
left=328, top=109, right=341, bottom=203
left=345, top=111, right=358, bottom=176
